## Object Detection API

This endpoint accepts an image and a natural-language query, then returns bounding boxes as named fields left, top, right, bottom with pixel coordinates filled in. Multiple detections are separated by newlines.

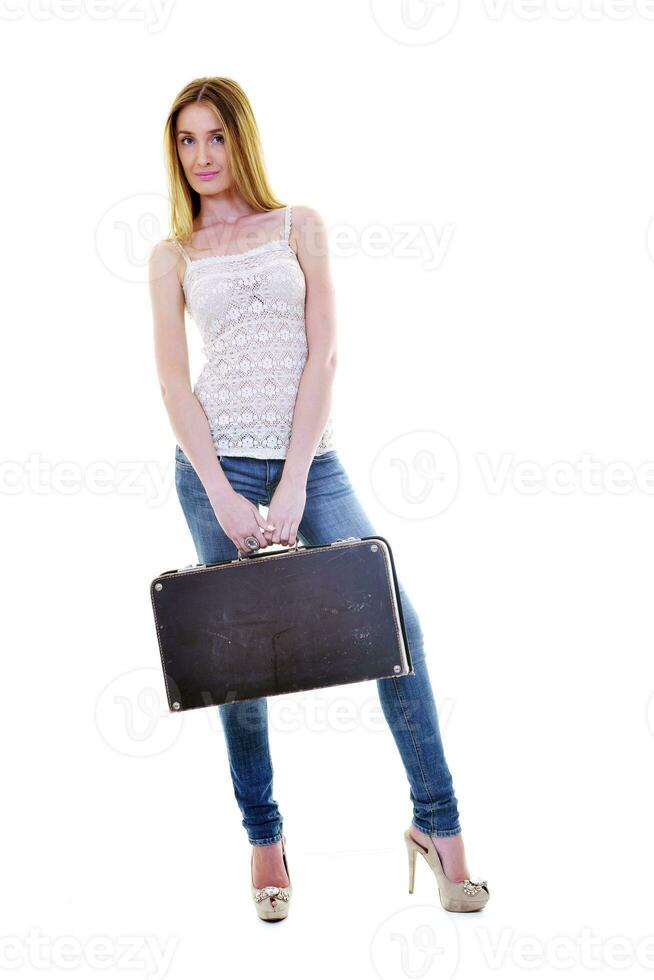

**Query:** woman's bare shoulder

left=290, top=206, right=329, bottom=261
left=149, top=237, right=182, bottom=262
left=148, top=238, right=185, bottom=287
left=290, top=204, right=325, bottom=223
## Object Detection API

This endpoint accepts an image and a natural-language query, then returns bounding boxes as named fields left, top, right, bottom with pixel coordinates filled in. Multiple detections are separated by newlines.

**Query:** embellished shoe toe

left=404, top=828, right=490, bottom=913
left=251, top=835, right=293, bottom=921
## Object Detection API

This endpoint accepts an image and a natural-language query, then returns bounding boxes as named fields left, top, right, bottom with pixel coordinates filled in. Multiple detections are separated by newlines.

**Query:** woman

left=148, top=76, right=489, bottom=921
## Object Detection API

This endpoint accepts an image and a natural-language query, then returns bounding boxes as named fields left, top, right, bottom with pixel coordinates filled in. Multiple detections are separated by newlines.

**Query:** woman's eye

left=180, top=135, right=223, bottom=146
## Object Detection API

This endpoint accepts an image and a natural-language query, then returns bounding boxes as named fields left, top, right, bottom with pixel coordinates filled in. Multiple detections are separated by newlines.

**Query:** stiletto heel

left=251, top=835, right=293, bottom=921
left=407, top=835, right=417, bottom=894
left=403, top=828, right=489, bottom=913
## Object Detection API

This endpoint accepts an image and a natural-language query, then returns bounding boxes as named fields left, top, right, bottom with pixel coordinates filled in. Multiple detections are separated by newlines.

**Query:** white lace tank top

left=175, top=205, right=337, bottom=460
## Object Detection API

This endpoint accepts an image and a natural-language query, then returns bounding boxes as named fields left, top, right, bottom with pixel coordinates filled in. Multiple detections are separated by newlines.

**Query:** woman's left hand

left=264, top=477, right=306, bottom=546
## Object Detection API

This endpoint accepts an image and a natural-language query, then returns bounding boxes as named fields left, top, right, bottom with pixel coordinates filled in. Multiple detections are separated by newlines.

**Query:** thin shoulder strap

left=174, top=239, right=191, bottom=265
left=283, top=205, right=292, bottom=242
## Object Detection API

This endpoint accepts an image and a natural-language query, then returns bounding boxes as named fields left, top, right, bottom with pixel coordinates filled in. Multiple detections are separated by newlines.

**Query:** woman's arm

left=148, top=241, right=273, bottom=553
left=148, top=240, right=233, bottom=501
left=282, top=206, right=338, bottom=485
left=263, top=207, right=338, bottom=547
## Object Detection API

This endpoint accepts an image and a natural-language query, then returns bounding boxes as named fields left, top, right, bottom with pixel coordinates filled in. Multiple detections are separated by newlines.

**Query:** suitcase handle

left=234, top=535, right=362, bottom=562
left=235, top=538, right=303, bottom=561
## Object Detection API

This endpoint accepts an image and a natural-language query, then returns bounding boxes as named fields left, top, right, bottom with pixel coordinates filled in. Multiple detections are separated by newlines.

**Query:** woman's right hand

left=210, top=488, right=275, bottom=555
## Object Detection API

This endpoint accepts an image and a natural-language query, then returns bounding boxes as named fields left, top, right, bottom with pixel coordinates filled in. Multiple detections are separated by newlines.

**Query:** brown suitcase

left=150, top=535, right=413, bottom=712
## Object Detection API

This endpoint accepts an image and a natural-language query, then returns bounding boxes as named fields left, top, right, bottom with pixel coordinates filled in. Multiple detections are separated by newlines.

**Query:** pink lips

left=196, top=171, right=218, bottom=180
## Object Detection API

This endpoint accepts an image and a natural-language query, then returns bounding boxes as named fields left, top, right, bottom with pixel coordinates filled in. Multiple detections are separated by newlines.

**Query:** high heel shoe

left=404, top=828, right=489, bottom=912
left=251, top=835, right=293, bottom=921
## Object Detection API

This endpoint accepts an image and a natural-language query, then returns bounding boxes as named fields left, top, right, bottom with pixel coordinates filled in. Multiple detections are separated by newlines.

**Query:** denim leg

left=375, top=586, right=462, bottom=837
left=219, top=697, right=284, bottom=845
left=297, top=451, right=462, bottom=836
left=174, top=449, right=284, bottom=845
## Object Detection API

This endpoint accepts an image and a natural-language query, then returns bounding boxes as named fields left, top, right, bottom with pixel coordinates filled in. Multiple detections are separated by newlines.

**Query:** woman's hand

left=210, top=488, right=275, bottom=554
left=263, top=477, right=307, bottom=546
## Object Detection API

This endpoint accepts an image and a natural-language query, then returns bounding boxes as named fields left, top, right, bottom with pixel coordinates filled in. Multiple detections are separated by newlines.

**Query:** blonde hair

left=162, top=77, right=284, bottom=245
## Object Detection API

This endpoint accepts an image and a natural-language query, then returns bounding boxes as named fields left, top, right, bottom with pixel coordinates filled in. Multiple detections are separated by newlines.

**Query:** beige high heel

left=404, top=828, right=489, bottom=912
left=251, top=835, right=293, bottom=921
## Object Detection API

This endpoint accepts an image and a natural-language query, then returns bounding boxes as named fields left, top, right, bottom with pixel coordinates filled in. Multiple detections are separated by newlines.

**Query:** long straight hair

left=162, top=77, right=284, bottom=245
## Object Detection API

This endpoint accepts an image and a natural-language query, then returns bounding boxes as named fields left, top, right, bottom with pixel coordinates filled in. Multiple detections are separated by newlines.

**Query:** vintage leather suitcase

left=150, top=535, right=413, bottom=712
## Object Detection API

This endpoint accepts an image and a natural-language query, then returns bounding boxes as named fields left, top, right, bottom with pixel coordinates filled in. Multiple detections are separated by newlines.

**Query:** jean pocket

left=174, top=445, right=193, bottom=468
left=313, top=449, right=338, bottom=462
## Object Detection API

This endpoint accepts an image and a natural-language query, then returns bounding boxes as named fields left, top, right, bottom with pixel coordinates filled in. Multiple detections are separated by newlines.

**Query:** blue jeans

left=174, top=444, right=462, bottom=844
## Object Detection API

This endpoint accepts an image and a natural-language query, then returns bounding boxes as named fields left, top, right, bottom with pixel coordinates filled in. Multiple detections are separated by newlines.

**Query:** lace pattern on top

left=174, top=205, right=336, bottom=460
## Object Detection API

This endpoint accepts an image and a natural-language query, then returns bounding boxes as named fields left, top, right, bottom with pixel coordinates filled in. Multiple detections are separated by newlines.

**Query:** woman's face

left=175, top=102, right=231, bottom=194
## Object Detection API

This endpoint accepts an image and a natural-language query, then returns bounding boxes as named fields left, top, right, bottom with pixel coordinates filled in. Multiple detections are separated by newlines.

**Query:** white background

left=2, top=0, right=654, bottom=977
